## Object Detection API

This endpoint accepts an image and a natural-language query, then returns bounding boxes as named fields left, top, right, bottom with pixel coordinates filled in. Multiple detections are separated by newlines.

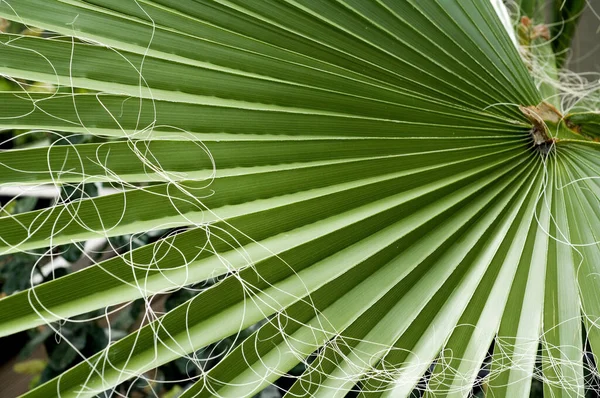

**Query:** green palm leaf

left=0, top=1, right=598, bottom=397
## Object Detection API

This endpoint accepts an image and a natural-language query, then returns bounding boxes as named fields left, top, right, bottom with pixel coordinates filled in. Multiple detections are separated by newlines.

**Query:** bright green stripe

left=0, top=0, right=539, bottom=120
left=0, top=33, right=528, bottom=124
left=556, top=151, right=600, bottom=387
left=0, top=92, right=525, bottom=139
left=423, top=169, right=541, bottom=397
left=0, top=33, right=460, bottom=120
left=361, top=172, right=542, bottom=398
left=292, top=158, right=538, bottom=397
left=0, top=138, right=519, bottom=185
left=0, top=140, right=213, bottom=184
left=487, top=192, right=550, bottom=398
left=338, top=0, right=527, bottom=108
left=0, top=146, right=526, bottom=336
left=182, top=156, right=539, bottom=398
left=20, top=149, right=530, bottom=398
left=541, top=164, right=584, bottom=398
left=0, top=144, right=525, bottom=253
left=0, top=0, right=420, bottom=96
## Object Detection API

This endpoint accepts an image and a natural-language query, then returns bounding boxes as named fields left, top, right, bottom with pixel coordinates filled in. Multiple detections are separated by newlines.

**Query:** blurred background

left=570, top=3, right=600, bottom=73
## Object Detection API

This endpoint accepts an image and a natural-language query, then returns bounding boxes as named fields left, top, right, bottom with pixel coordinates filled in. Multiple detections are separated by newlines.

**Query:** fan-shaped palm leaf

left=0, top=1, right=598, bottom=397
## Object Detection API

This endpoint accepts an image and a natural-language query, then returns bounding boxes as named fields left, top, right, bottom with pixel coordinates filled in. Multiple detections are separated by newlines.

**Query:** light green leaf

left=0, top=1, right=598, bottom=398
